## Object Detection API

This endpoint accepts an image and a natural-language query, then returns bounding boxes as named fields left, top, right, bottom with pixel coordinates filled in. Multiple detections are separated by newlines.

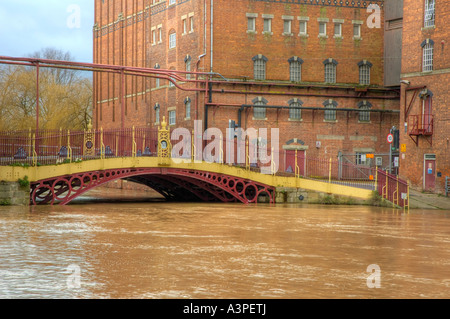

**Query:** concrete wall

left=0, top=182, right=29, bottom=206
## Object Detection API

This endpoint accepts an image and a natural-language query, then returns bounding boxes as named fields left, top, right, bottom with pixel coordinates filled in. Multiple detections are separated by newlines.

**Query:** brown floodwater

left=0, top=188, right=449, bottom=299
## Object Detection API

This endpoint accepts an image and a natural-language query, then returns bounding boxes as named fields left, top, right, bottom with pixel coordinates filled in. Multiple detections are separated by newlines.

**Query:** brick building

left=399, top=0, right=450, bottom=194
left=93, top=0, right=401, bottom=172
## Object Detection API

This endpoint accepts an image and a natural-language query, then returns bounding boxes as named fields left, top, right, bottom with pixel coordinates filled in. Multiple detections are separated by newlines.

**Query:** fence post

left=329, top=158, right=332, bottom=183
left=67, top=130, right=72, bottom=163
left=246, top=137, right=249, bottom=171
left=100, top=128, right=105, bottom=159
left=32, top=134, right=37, bottom=167
left=132, top=126, right=137, bottom=158
left=375, top=166, right=378, bottom=192
left=295, top=149, right=299, bottom=178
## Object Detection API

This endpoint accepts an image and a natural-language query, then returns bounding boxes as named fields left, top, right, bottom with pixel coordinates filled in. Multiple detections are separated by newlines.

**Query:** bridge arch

left=30, top=167, right=276, bottom=205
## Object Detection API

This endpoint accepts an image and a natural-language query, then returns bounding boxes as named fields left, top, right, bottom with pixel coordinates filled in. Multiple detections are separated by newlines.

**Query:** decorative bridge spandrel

left=0, top=118, right=401, bottom=206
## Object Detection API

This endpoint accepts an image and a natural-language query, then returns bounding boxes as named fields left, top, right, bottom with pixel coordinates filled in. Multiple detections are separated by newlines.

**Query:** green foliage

left=0, top=199, right=12, bottom=206
left=18, top=176, right=30, bottom=189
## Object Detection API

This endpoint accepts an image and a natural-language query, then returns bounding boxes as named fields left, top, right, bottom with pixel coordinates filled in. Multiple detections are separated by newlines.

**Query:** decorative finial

left=87, top=119, right=93, bottom=131
left=161, top=116, right=167, bottom=130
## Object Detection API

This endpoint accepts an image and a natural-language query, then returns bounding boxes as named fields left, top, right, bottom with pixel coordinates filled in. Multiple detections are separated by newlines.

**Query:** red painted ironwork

left=408, top=114, right=434, bottom=146
left=29, top=168, right=276, bottom=206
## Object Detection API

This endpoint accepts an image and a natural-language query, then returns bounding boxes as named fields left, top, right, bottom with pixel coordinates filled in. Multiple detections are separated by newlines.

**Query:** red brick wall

left=93, top=0, right=400, bottom=168
left=399, top=0, right=450, bottom=194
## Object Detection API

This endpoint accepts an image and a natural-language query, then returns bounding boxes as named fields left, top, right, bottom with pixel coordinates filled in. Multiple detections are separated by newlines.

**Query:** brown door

left=424, top=159, right=436, bottom=191
left=286, top=150, right=305, bottom=175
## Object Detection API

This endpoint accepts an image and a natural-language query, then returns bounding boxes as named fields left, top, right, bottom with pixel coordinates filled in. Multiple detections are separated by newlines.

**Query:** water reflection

left=0, top=188, right=449, bottom=299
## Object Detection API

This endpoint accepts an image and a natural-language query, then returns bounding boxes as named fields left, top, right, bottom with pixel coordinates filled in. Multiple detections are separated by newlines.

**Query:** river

left=0, top=188, right=449, bottom=299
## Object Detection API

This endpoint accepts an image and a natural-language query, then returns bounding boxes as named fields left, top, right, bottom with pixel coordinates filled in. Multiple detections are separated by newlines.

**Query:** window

left=246, top=13, right=257, bottom=33
left=334, top=22, right=342, bottom=38
left=189, top=15, right=194, bottom=32
left=358, top=60, right=372, bottom=85
left=185, top=98, right=191, bottom=119
left=154, top=63, right=160, bottom=88
left=283, top=16, right=293, bottom=35
left=298, top=17, right=309, bottom=36
left=323, top=99, right=337, bottom=121
left=182, top=17, right=187, bottom=35
left=169, top=0, right=176, bottom=5
left=169, top=76, right=175, bottom=87
left=358, top=101, right=372, bottom=122
left=185, top=55, right=191, bottom=80
left=356, top=153, right=368, bottom=165
left=319, top=22, right=327, bottom=37
left=263, top=15, right=273, bottom=34
left=288, top=57, right=303, bottom=82
left=152, top=28, right=156, bottom=45
left=323, top=58, right=337, bottom=84
left=288, top=98, right=303, bottom=120
left=154, top=103, right=160, bottom=124
left=169, top=31, right=176, bottom=49
left=424, top=0, right=435, bottom=27
left=169, top=111, right=176, bottom=125
left=253, top=97, right=267, bottom=120
left=253, top=54, right=268, bottom=80
left=352, top=21, right=362, bottom=39
left=158, top=26, right=162, bottom=43
left=422, top=39, right=434, bottom=72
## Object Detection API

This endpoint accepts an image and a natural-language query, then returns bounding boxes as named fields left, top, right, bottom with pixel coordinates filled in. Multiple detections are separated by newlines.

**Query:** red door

left=286, top=150, right=305, bottom=176
left=424, top=159, right=436, bottom=191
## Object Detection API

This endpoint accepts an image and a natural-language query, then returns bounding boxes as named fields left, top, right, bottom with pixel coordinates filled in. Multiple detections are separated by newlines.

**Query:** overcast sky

left=0, top=0, right=94, bottom=63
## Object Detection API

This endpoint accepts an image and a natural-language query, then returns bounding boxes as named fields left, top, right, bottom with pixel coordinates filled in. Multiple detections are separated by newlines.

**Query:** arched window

left=253, top=54, right=268, bottom=80
left=154, top=103, right=160, bottom=124
left=323, top=58, right=338, bottom=84
left=253, top=97, right=268, bottom=119
left=358, top=101, right=372, bottom=122
left=185, top=55, right=191, bottom=80
left=422, top=39, right=434, bottom=72
left=288, top=57, right=303, bottom=82
left=323, top=99, right=338, bottom=121
left=169, top=30, right=176, bottom=49
left=185, top=97, right=191, bottom=119
left=358, top=60, right=372, bottom=85
left=288, top=98, right=303, bottom=120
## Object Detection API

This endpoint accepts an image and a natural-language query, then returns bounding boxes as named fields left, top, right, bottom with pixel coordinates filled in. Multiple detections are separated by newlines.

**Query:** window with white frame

left=298, top=17, right=308, bottom=36
left=324, top=58, right=337, bottom=84
left=253, top=97, right=267, bottom=120
left=152, top=28, right=156, bottom=45
left=182, top=17, right=187, bottom=35
left=248, top=17, right=256, bottom=32
left=422, top=39, right=434, bottom=72
left=289, top=57, right=303, bottom=82
left=185, top=98, right=191, bottom=119
left=324, top=99, right=337, bottom=121
left=358, top=60, right=372, bottom=85
left=424, top=0, right=435, bottom=27
left=263, top=15, right=273, bottom=34
left=169, top=110, right=176, bottom=125
left=334, top=23, right=342, bottom=37
left=158, top=26, right=162, bottom=43
left=253, top=54, right=267, bottom=80
left=169, top=0, right=176, bottom=5
left=289, top=98, right=303, bottom=120
left=353, top=21, right=362, bottom=39
left=169, top=31, right=176, bottom=49
left=283, top=16, right=293, bottom=35
left=355, top=153, right=368, bottom=165
left=319, top=22, right=327, bottom=37
left=189, top=15, right=194, bottom=32
left=358, top=101, right=372, bottom=122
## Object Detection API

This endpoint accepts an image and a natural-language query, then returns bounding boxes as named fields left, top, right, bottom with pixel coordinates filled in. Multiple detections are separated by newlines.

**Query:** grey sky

left=0, top=0, right=94, bottom=63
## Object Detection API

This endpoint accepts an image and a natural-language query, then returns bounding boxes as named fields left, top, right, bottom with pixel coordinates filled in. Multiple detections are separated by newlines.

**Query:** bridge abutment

left=273, top=187, right=367, bottom=205
left=0, top=181, right=29, bottom=206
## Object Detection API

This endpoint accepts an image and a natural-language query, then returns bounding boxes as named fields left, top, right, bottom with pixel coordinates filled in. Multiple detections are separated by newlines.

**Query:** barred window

left=422, top=40, right=434, bottom=72
left=253, top=97, right=267, bottom=119
left=358, top=101, right=372, bottom=122
left=424, top=0, right=435, bottom=27
left=358, top=61, right=372, bottom=85
left=324, top=59, right=337, bottom=84
left=253, top=55, right=267, bottom=80
left=289, top=57, right=303, bottom=82
left=289, top=99, right=303, bottom=120
left=324, top=100, right=337, bottom=121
